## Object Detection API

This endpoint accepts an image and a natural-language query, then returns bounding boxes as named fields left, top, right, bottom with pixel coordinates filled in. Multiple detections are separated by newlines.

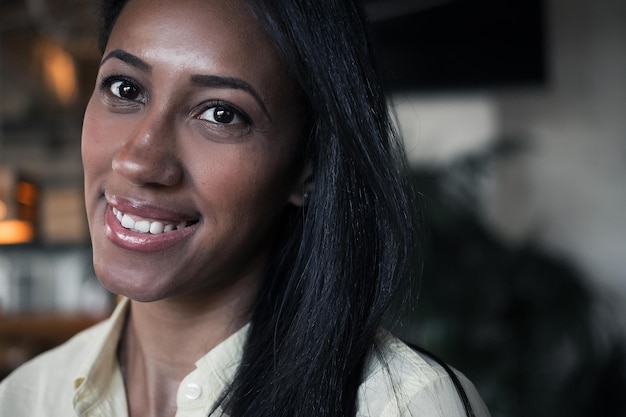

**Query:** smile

left=112, top=207, right=194, bottom=234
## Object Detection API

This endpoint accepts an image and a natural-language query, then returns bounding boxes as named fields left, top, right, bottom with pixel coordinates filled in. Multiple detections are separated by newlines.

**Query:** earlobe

left=288, top=165, right=314, bottom=207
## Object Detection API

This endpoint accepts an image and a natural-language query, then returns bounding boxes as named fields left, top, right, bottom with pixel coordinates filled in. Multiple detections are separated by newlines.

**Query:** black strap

left=407, top=343, right=475, bottom=417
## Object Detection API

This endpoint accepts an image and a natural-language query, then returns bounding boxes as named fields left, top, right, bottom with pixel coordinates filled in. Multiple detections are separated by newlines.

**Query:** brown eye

left=110, top=80, right=142, bottom=101
left=199, top=104, right=248, bottom=125
left=214, top=107, right=235, bottom=123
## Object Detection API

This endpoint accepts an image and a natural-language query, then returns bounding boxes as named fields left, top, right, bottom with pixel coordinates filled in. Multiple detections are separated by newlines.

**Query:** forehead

left=107, top=0, right=286, bottom=85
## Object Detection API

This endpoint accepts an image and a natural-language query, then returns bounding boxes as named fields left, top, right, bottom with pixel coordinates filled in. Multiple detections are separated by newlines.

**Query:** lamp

left=0, top=167, right=38, bottom=245
left=35, top=39, right=77, bottom=106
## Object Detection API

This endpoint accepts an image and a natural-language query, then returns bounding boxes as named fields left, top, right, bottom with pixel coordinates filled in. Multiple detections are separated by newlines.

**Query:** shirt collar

left=71, top=297, right=250, bottom=415
left=177, top=322, right=249, bottom=414
left=72, top=297, right=130, bottom=413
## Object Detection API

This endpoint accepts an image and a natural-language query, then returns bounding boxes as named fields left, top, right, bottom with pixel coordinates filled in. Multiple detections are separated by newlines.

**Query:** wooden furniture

left=0, top=313, right=106, bottom=379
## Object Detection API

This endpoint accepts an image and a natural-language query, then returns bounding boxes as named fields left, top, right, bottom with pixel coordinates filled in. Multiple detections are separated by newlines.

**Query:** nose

left=112, top=112, right=183, bottom=187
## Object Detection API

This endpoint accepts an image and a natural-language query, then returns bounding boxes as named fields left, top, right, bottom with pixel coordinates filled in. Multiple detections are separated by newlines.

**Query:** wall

left=396, top=0, right=626, bottom=335
left=491, top=0, right=626, bottom=323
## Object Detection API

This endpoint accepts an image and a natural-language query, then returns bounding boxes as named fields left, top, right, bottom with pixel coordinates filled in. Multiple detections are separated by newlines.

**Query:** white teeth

left=121, top=214, right=135, bottom=229
left=134, top=220, right=151, bottom=233
left=149, top=221, right=164, bottom=234
left=112, top=207, right=189, bottom=235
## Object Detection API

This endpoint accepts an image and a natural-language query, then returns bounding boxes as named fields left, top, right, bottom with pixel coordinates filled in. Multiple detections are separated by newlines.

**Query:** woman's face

left=82, top=0, right=306, bottom=302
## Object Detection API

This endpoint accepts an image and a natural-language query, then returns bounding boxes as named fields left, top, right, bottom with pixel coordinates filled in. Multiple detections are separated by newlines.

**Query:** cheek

left=81, top=98, right=102, bottom=174
left=190, top=144, right=298, bottom=213
left=81, top=99, right=117, bottom=181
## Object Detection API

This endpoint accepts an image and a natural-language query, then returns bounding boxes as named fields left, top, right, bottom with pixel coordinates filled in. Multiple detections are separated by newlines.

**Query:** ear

left=288, top=164, right=314, bottom=207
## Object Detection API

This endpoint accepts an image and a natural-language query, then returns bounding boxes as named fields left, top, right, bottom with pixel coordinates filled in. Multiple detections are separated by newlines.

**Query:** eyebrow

left=100, top=49, right=152, bottom=73
left=190, top=74, right=271, bottom=121
left=99, top=49, right=272, bottom=121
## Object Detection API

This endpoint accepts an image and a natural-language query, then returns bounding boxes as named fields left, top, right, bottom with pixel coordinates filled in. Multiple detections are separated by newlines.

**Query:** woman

left=0, top=0, right=490, bottom=416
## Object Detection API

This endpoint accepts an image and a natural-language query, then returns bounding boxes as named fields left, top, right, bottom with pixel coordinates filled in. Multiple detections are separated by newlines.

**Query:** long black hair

left=98, top=1, right=421, bottom=417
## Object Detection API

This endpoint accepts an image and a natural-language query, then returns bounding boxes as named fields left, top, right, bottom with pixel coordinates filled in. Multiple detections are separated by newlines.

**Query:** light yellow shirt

left=0, top=299, right=490, bottom=416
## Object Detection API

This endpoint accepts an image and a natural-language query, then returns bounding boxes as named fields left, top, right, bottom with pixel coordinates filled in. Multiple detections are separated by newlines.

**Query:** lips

left=104, top=197, right=199, bottom=253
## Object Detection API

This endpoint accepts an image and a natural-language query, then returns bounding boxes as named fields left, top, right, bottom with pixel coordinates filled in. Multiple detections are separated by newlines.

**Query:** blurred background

left=0, top=0, right=625, bottom=416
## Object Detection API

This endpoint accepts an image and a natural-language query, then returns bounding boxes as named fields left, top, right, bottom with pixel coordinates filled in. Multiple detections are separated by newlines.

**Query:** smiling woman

left=0, top=1, right=489, bottom=417
left=83, top=0, right=306, bottom=307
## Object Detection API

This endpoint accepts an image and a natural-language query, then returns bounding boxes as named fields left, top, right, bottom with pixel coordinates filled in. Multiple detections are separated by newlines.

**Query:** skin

left=81, top=0, right=308, bottom=415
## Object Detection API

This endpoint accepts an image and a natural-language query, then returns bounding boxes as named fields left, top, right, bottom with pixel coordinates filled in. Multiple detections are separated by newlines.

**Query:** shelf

left=0, top=313, right=106, bottom=378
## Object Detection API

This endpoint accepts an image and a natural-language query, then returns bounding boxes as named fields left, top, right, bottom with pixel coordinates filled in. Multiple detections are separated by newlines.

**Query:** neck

left=118, top=283, right=257, bottom=417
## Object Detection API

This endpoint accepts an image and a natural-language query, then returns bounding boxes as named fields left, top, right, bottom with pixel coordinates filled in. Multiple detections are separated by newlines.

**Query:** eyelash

left=198, top=101, right=251, bottom=126
left=98, top=74, right=252, bottom=126
left=99, top=74, right=145, bottom=102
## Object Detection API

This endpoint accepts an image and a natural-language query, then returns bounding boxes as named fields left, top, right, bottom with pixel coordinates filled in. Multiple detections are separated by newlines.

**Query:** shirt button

left=185, top=383, right=202, bottom=400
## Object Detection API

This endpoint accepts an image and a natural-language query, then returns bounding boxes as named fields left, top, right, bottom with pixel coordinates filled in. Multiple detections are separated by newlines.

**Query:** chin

left=93, top=260, right=168, bottom=303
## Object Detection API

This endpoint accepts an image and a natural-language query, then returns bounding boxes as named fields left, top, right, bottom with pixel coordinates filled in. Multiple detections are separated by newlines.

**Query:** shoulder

left=357, top=330, right=490, bottom=417
left=0, top=320, right=109, bottom=415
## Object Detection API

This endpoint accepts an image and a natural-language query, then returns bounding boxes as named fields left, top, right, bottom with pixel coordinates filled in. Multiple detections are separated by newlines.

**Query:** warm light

left=0, top=200, right=7, bottom=221
left=0, top=220, right=34, bottom=244
left=0, top=168, right=38, bottom=244
left=16, top=181, right=37, bottom=206
left=36, top=40, right=77, bottom=105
